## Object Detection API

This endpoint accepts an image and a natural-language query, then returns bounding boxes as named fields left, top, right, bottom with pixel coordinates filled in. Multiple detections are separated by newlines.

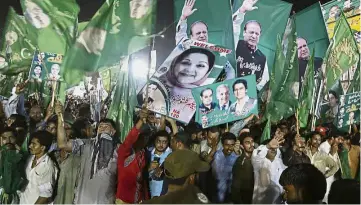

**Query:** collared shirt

left=251, top=145, right=286, bottom=204
left=20, top=154, right=58, bottom=204
left=305, top=147, right=339, bottom=178
left=72, top=137, right=118, bottom=204
left=149, top=147, right=172, bottom=198
left=212, top=149, right=238, bottom=203
left=282, top=148, right=311, bottom=166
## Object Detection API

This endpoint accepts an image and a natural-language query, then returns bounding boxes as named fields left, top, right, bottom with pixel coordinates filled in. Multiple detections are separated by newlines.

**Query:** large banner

left=137, top=40, right=232, bottom=123
left=232, top=0, right=292, bottom=90
left=336, top=92, right=360, bottom=128
left=322, top=0, right=360, bottom=41
left=192, top=75, right=258, bottom=128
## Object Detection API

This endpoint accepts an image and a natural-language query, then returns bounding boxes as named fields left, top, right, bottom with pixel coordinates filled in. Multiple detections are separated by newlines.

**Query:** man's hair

left=239, top=132, right=253, bottom=144
left=1, top=127, right=16, bottom=136
left=200, top=88, right=212, bottom=97
left=190, top=21, right=208, bottom=36
left=72, top=117, right=91, bottom=139
left=9, top=114, right=27, bottom=129
left=279, top=163, right=327, bottom=203
left=243, top=20, right=262, bottom=32
left=154, top=130, right=171, bottom=143
left=221, top=132, right=236, bottom=144
left=296, top=37, right=308, bottom=44
left=232, top=79, right=248, bottom=91
left=173, top=131, right=192, bottom=148
left=328, top=179, right=360, bottom=204
left=99, top=118, right=116, bottom=130
left=216, top=84, right=229, bottom=94
left=30, top=130, right=54, bottom=152
left=207, top=126, right=220, bottom=134
left=328, top=90, right=338, bottom=99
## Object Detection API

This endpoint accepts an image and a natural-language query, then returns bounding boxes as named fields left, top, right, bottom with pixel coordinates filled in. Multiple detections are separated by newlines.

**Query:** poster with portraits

left=136, top=40, right=232, bottom=123
left=192, top=75, right=258, bottom=128
left=232, top=0, right=292, bottom=91
left=336, top=92, right=360, bottom=128
left=27, top=50, right=63, bottom=99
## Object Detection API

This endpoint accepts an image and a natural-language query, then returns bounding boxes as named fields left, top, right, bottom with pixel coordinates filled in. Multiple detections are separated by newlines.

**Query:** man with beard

left=283, top=135, right=311, bottom=166
left=231, top=132, right=255, bottom=204
left=279, top=163, right=327, bottom=204
left=55, top=101, right=118, bottom=204
left=212, top=132, right=239, bottom=203
left=148, top=131, right=172, bottom=198
left=305, top=132, right=339, bottom=203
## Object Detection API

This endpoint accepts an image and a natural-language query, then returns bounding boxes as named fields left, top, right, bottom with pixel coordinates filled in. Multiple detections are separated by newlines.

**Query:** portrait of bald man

left=233, top=0, right=269, bottom=91
left=296, top=37, right=323, bottom=88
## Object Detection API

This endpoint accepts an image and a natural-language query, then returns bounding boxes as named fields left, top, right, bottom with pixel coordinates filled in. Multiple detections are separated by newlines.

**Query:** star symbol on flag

left=219, top=52, right=228, bottom=57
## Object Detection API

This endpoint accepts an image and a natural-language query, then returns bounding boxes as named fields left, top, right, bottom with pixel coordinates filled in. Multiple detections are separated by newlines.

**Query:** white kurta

left=20, top=154, right=58, bottom=204
left=251, top=145, right=286, bottom=204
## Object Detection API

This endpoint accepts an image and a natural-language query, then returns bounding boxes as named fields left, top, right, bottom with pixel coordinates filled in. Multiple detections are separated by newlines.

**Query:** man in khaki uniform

left=142, top=149, right=210, bottom=204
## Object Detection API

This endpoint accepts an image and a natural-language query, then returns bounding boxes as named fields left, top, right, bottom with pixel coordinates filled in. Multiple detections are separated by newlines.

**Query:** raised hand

left=267, top=134, right=285, bottom=149
left=181, top=0, right=197, bottom=20
left=239, top=0, right=258, bottom=13
left=15, top=80, right=29, bottom=94
left=54, top=100, right=63, bottom=115
left=234, top=140, right=241, bottom=154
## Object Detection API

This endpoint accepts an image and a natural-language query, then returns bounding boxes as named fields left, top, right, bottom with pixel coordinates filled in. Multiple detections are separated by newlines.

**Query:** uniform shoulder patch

left=197, top=193, right=209, bottom=203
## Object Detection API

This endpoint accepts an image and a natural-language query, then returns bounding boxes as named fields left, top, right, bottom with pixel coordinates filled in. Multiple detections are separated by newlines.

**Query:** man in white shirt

left=252, top=134, right=286, bottom=204
left=319, top=133, right=343, bottom=203
left=20, top=130, right=58, bottom=204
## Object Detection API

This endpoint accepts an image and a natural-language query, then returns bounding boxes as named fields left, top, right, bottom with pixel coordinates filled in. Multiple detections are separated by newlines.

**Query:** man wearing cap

left=142, top=149, right=210, bottom=204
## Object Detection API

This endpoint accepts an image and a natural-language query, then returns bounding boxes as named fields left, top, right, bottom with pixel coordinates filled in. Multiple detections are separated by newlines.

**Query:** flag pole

left=312, top=79, right=324, bottom=131
left=51, top=80, right=57, bottom=107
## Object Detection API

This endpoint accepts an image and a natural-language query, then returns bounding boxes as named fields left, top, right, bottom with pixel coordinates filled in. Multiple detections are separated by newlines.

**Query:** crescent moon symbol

left=20, top=48, right=31, bottom=59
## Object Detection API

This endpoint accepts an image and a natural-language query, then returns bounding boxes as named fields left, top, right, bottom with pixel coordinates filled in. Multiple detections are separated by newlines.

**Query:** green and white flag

left=21, top=0, right=80, bottom=54
left=323, top=11, right=360, bottom=90
left=61, top=0, right=156, bottom=87
left=260, top=115, right=271, bottom=144
left=298, top=49, right=315, bottom=128
left=0, top=7, right=37, bottom=75
left=347, top=62, right=360, bottom=93
left=107, top=57, right=137, bottom=142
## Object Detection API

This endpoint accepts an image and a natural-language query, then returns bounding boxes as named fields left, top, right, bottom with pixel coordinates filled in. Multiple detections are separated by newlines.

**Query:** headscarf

left=161, top=47, right=215, bottom=89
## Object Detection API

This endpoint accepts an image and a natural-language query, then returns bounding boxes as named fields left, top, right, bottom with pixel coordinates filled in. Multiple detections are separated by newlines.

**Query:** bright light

left=131, top=58, right=149, bottom=78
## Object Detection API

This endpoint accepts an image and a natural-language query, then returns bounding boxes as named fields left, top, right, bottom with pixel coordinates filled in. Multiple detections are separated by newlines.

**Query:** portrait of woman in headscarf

left=158, top=47, right=215, bottom=122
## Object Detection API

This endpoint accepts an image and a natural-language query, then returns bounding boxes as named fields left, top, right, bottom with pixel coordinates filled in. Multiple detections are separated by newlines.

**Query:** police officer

left=142, top=149, right=210, bottom=204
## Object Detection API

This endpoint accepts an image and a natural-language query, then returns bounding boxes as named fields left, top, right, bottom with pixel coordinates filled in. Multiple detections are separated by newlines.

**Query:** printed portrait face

left=0, top=56, right=8, bottom=69
left=130, top=0, right=152, bottom=19
left=233, top=82, right=246, bottom=100
left=297, top=38, right=309, bottom=60
left=51, top=64, right=60, bottom=75
left=25, top=1, right=51, bottom=29
left=340, top=107, right=345, bottom=115
left=243, top=22, right=261, bottom=48
left=191, top=22, right=208, bottom=42
left=146, top=83, right=157, bottom=97
left=328, top=93, right=338, bottom=107
left=328, top=6, right=340, bottom=19
left=349, top=112, right=355, bottom=120
left=77, top=27, right=106, bottom=55
left=34, top=65, right=42, bottom=76
left=5, top=31, right=18, bottom=46
left=201, top=89, right=213, bottom=106
left=174, top=52, right=209, bottom=84
left=216, top=85, right=230, bottom=106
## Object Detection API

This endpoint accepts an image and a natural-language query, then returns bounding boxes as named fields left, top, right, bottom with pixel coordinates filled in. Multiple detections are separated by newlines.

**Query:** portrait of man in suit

left=216, top=84, right=232, bottom=111
left=199, top=88, right=217, bottom=114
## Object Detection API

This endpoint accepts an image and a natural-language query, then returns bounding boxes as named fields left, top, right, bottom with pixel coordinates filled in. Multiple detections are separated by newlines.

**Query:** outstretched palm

left=240, top=0, right=258, bottom=12
left=181, top=0, right=197, bottom=19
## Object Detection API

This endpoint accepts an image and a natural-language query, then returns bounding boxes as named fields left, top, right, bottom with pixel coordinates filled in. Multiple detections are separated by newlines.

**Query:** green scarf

left=340, top=147, right=353, bottom=179
left=0, top=145, right=27, bottom=204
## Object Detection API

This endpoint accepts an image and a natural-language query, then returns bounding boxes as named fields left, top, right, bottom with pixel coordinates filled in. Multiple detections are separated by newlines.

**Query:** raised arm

left=176, top=0, right=197, bottom=44
left=55, top=101, right=73, bottom=152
